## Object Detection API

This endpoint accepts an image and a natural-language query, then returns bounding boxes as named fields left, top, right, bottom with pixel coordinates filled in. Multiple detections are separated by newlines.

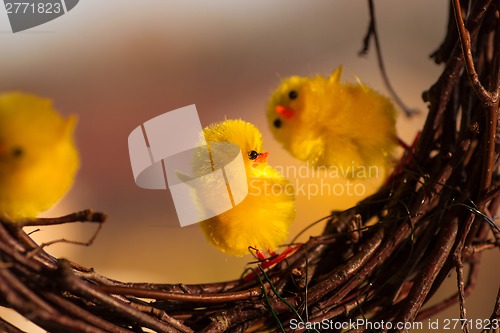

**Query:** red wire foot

left=243, top=245, right=301, bottom=281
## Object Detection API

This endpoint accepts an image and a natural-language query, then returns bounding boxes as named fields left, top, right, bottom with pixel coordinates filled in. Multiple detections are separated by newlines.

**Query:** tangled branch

left=0, top=1, right=499, bottom=332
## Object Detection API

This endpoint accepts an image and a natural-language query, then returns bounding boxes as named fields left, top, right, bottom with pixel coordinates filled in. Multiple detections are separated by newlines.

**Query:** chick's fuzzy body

left=267, top=67, right=397, bottom=174
left=198, top=120, right=295, bottom=256
left=0, top=92, right=79, bottom=220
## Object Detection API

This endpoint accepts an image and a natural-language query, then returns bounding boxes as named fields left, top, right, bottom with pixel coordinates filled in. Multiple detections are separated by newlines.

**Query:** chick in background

left=198, top=119, right=295, bottom=256
left=0, top=92, right=79, bottom=221
left=267, top=66, right=397, bottom=177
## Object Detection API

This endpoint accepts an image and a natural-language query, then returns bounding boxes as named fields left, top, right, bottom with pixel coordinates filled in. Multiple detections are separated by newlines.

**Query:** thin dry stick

left=360, top=0, right=419, bottom=117
left=455, top=255, right=469, bottom=333
left=12, top=209, right=107, bottom=227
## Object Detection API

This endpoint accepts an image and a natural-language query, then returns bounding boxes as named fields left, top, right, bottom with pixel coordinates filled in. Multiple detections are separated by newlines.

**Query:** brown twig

left=359, top=0, right=419, bottom=117
left=453, top=0, right=497, bottom=106
left=12, top=209, right=107, bottom=227
left=455, top=255, right=469, bottom=333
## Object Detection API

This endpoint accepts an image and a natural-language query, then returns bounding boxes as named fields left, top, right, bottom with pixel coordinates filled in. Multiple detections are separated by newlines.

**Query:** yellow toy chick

left=0, top=92, right=79, bottom=221
left=266, top=66, right=397, bottom=175
left=198, top=119, right=295, bottom=256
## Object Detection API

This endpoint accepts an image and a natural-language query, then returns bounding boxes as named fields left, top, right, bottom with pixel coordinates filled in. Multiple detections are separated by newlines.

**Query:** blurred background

left=0, top=1, right=498, bottom=331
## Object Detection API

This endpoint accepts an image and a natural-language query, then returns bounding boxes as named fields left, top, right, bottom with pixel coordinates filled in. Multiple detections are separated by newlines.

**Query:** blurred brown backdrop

left=0, top=1, right=498, bottom=331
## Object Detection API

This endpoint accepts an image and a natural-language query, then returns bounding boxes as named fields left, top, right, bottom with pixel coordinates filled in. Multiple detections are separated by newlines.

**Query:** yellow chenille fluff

left=266, top=66, right=397, bottom=176
left=198, top=119, right=295, bottom=256
left=0, top=92, right=79, bottom=221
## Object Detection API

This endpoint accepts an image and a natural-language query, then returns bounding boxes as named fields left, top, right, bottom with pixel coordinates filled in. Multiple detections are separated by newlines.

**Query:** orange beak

left=255, top=152, right=269, bottom=163
left=252, top=152, right=269, bottom=167
left=275, top=105, right=295, bottom=119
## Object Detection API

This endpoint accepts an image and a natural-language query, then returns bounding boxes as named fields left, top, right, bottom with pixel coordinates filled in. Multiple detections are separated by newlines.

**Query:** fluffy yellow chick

left=266, top=66, right=397, bottom=175
left=0, top=92, right=79, bottom=221
left=198, top=119, right=295, bottom=256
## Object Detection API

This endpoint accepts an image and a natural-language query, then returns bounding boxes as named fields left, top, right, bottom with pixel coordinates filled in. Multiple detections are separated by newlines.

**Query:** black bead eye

left=12, top=147, right=23, bottom=158
left=248, top=150, right=259, bottom=160
left=273, top=118, right=282, bottom=128
left=288, top=90, right=298, bottom=100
